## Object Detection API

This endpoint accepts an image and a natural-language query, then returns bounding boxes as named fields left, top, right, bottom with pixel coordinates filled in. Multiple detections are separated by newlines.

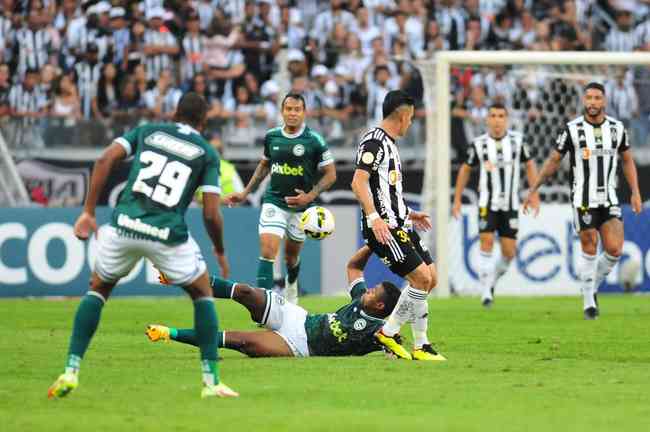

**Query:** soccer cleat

left=146, top=324, right=170, bottom=342
left=375, top=330, right=412, bottom=360
left=201, top=382, right=240, bottom=398
left=412, top=344, right=447, bottom=361
left=284, top=276, right=299, bottom=305
left=481, top=297, right=493, bottom=308
left=47, top=372, right=78, bottom=399
left=584, top=307, right=598, bottom=320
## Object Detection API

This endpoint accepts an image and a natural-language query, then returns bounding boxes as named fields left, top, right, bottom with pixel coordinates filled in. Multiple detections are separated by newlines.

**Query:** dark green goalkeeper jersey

left=262, top=124, right=333, bottom=211
left=304, top=279, right=386, bottom=356
left=112, top=122, right=220, bottom=245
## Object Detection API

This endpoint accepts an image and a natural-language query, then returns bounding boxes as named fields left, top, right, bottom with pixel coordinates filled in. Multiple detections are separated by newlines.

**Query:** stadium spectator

left=92, top=63, right=119, bottom=120
left=50, top=72, right=81, bottom=121
left=355, top=7, right=381, bottom=57
left=203, top=9, right=240, bottom=70
left=15, top=9, right=53, bottom=78
left=74, top=42, right=102, bottom=119
left=605, top=68, right=639, bottom=130
left=190, top=72, right=222, bottom=121
left=143, top=68, right=182, bottom=121
left=436, top=0, right=466, bottom=50
left=240, top=0, right=276, bottom=83
left=366, top=64, right=397, bottom=126
left=180, top=11, right=205, bottom=86
left=310, top=0, right=357, bottom=51
left=223, top=84, right=265, bottom=146
left=109, top=7, right=130, bottom=71
left=287, top=48, right=307, bottom=79
left=337, top=34, right=367, bottom=84
left=38, top=64, right=57, bottom=111
left=603, top=9, right=637, bottom=51
left=143, top=7, right=179, bottom=82
left=260, top=79, right=280, bottom=127
left=0, top=63, right=10, bottom=118
left=632, top=63, right=650, bottom=147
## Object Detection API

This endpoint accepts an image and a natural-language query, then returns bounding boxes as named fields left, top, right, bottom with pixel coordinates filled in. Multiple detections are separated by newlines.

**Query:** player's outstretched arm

left=223, top=159, right=270, bottom=206
left=74, top=142, right=127, bottom=240
left=351, top=169, right=391, bottom=244
left=621, top=149, right=642, bottom=214
left=524, top=149, right=562, bottom=213
left=524, top=159, right=541, bottom=217
left=202, top=192, right=229, bottom=278
left=346, top=245, right=372, bottom=284
left=452, top=163, right=472, bottom=219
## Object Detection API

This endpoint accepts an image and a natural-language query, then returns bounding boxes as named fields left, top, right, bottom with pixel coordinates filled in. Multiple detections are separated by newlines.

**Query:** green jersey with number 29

left=111, top=123, right=220, bottom=245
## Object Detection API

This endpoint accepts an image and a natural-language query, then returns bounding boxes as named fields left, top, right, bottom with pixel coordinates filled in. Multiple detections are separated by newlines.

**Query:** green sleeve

left=312, top=131, right=334, bottom=168
left=114, top=126, right=142, bottom=157
left=349, top=278, right=367, bottom=300
left=200, top=146, right=221, bottom=195
left=263, top=132, right=271, bottom=160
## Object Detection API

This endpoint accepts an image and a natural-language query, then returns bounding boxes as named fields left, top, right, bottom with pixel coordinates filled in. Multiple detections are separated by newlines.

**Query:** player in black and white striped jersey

left=143, top=8, right=179, bottom=83
left=351, top=90, right=445, bottom=362
left=453, top=103, right=540, bottom=307
left=73, top=43, right=102, bottom=119
left=525, top=82, right=642, bottom=320
left=180, top=11, right=204, bottom=85
left=15, top=14, right=53, bottom=78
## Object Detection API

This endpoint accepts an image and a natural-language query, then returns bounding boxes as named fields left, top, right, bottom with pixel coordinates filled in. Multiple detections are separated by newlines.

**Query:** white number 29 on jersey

left=132, top=151, right=192, bottom=207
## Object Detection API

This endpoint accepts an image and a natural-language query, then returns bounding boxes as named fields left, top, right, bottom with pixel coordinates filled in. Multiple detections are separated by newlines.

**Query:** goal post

left=417, top=51, right=650, bottom=298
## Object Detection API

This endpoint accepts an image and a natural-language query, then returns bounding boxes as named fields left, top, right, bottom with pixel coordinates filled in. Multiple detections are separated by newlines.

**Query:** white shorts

left=260, top=291, right=310, bottom=357
left=258, top=203, right=305, bottom=242
left=94, top=225, right=206, bottom=286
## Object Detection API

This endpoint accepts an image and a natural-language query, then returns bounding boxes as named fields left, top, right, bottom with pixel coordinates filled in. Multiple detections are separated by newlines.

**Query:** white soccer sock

left=494, top=257, right=512, bottom=283
left=411, top=291, right=430, bottom=349
left=594, top=252, right=619, bottom=292
left=382, top=286, right=427, bottom=337
left=479, top=251, right=495, bottom=300
left=580, top=253, right=597, bottom=310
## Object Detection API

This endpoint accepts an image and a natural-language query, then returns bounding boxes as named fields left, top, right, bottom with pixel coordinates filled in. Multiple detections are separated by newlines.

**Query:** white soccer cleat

left=201, top=382, right=240, bottom=398
left=284, top=276, right=299, bottom=305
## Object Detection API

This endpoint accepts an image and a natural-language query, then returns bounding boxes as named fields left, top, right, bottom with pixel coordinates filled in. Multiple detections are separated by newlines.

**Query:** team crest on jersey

left=293, top=144, right=305, bottom=156
left=509, top=218, right=519, bottom=229
left=582, top=212, right=592, bottom=225
left=389, top=170, right=402, bottom=185
left=582, top=148, right=591, bottom=160
left=609, top=206, right=622, bottom=217
left=380, top=257, right=391, bottom=266
left=479, top=207, right=488, bottom=218
left=353, top=318, right=367, bottom=331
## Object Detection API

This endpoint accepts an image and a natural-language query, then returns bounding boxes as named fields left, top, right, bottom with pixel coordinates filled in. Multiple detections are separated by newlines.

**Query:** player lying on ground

left=146, top=246, right=436, bottom=358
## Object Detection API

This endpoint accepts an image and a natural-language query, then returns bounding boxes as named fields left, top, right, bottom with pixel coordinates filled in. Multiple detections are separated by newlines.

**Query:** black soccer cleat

left=481, top=297, right=493, bottom=308
left=584, top=307, right=598, bottom=320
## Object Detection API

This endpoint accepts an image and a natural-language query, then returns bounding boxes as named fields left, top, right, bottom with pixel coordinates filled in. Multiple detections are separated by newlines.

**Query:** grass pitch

left=1, top=295, right=650, bottom=432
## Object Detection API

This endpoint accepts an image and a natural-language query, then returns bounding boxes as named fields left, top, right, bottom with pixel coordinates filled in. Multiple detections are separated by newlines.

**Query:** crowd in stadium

left=1, top=0, right=650, bottom=150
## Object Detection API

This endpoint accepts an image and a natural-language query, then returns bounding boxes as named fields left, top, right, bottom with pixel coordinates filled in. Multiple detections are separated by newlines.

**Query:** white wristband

left=367, top=212, right=380, bottom=225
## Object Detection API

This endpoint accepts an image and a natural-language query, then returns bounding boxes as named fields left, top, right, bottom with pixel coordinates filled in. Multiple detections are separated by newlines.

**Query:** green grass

left=1, top=295, right=650, bottom=432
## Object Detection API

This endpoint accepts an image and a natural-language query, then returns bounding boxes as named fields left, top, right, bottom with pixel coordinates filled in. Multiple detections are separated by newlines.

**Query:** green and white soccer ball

left=300, top=206, right=335, bottom=240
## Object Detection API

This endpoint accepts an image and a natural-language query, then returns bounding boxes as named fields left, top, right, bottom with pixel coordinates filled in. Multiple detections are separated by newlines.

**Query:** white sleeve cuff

left=115, top=137, right=132, bottom=156
left=318, top=158, right=335, bottom=168
left=348, top=277, right=365, bottom=291
left=200, top=185, right=221, bottom=195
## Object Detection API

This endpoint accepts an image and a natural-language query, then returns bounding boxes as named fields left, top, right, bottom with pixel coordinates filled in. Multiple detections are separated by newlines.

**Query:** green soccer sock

left=65, top=292, right=105, bottom=374
left=210, top=275, right=236, bottom=298
left=194, top=298, right=220, bottom=386
left=287, top=260, right=301, bottom=284
left=171, top=328, right=224, bottom=348
left=256, top=257, right=274, bottom=290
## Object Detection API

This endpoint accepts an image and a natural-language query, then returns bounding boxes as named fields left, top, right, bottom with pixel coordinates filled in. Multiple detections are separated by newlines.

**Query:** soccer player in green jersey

left=48, top=93, right=238, bottom=399
left=223, top=93, right=337, bottom=305
left=146, top=246, right=402, bottom=358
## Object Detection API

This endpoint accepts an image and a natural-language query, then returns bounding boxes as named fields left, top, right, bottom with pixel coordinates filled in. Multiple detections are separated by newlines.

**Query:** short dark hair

left=281, top=92, right=306, bottom=109
left=379, top=281, right=402, bottom=318
left=488, top=102, right=508, bottom=113
left=584, top=82, right=605, bottom=95
left=174, top=92, right=208, bottom=128
left=382, top=90, right=414, bottom=119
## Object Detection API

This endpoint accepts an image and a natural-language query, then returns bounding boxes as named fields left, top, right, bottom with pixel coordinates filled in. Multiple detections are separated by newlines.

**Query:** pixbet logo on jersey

left=271, top=163, right=304, bottom=176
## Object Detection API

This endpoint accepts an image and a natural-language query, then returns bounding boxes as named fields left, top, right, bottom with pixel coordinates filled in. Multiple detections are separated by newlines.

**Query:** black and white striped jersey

left=143, top=29, right=178, bottom=81
left=356, top=127, right=409, bottom=228
left=465, top=130, right=532, bottom=211
left=555, top=115, right=630, bottom=208
left=15, top=27, right=52, bottom=75
left=74, top=61, right=102, bottom=119
left=180, top=33, right=204, bottom=83
left=8, top=83, right=45, bottom=123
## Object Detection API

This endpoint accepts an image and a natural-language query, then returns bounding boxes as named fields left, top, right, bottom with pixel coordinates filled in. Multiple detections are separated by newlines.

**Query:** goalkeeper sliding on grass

left=146, top=246, right=404, bottom=357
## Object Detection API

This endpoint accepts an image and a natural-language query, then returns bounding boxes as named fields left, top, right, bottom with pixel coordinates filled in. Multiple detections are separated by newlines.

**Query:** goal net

left=417, top=51, right=650, bottom=298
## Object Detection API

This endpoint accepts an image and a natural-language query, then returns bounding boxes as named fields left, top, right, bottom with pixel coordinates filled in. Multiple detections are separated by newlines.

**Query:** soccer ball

left=300, top=206, right=335, bottom=240
left=618, top=257, right=641, bottom=293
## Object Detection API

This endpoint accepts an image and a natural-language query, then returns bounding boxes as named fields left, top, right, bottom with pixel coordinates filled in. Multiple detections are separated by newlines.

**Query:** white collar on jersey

left=281, top=123, right=306, bottom=139
left=175, top=122, right=200, bottom=135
